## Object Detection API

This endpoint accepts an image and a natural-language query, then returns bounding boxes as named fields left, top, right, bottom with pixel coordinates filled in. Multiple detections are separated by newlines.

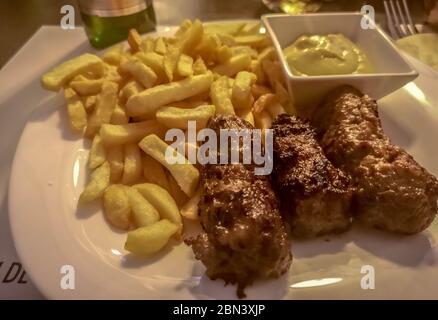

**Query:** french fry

left=124, top=219, right=178, bottom=256
left=238, top=22, right=261, bottom=36
left=104, top=64, right=124, bottom=83
left=79, top=161, right=110, bottom=203
left=106, top=145, right=124, bottom=183
left=180, top=186, right=202, bottom=220
left=204, top=22, right=245, bottom=36
left=110, top=102, right=130, bottom=125
left=120, top=59, right=157, bottom=88
left=253, top=93, right=277, bottom=114
left=251, top=84, right=272, bottom=99
left=166, top=173, right=189, bottom=208
left=42, top=53, right=104, bottom=91
left=100, top=120, right=166, bottom=147
left=236, top=108, right=255, bottom=126
left=140, top=36, right=155, bottom=52
left=103, top=44, right=124, bottom=66
left=128, top=29, right=142, bottom=53
left=64, top=88, right=87, bottom=132
left=103, top=184, right=132, bottom=230
left=133, top=183, right=183, bottom=235
left=232, top=71, right=257, bottom=109
left=212, top=53, right=251, bottom=77
left=138, top=134, right=199, bottom=197
left=274, top=80, right=297, bottom=115
left=262, top=59, right=285, bottom=88
left=122, top=143, right=143, bottom=185
left=194, top=34, right=221, bottom=62
left=258, top=47, right=276, bottom=61
left=82, top=95, right=97, bottom=112
left=85, top=80, right=119, bottom=137
left=193, top=57, right=208, bottom=75
left=135, top=52, right=167, bottom=83
left=125, top=187, right=160, bottom=227
left=142, top=154, right=170, bottom=190
left=266, top=101, right=286, bottom=119
left=234, top=34, right=270, bottom=49
left=119, top=80, right=143, bottom=102
left=178, top=19, right=204, bottom=55
left=70, top=78, right=103, bottom=96
left=210, top=76, right=235, bottom=115
left=163, top=45, right=181, bottom=82
left=231, top=45, right=258, bottom=59
left=126, top=72, right=213, bottom=117
left=216, top=33, right=236, bottom=46
left=216, top=45, right=233, bottom=64
left=156, top=104, right=215, bottom=129
left=155, top=37, right=167, bottom=55
left=177, top=54, right=194, bottom=77
left=253, top=110, right=272, bottom=143
left=88, top=134, right=106, bottom=169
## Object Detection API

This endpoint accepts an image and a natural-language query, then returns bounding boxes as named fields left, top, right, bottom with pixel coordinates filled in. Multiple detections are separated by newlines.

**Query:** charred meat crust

left=313, top=85, right=438, bottom=234
left=186, top=115, right=292, bottom=298
left=272, top=114, right=353, bottom=238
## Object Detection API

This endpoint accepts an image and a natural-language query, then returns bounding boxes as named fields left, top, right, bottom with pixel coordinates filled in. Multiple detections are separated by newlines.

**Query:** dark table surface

left=0, top=0, right=429, bottom=68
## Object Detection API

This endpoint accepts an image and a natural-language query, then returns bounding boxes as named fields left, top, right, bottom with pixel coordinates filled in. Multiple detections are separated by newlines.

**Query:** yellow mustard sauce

left=283, top=34, right=373, bottom=76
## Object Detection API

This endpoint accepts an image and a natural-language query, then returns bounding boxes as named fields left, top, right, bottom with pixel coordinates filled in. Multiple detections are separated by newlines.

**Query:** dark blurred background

left=0, top=0, right=430, bottom=68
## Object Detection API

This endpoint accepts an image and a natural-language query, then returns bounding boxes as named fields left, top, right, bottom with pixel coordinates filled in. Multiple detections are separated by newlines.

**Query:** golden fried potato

left=85, top=80, right=119, bottom=137
left=120, top=59, right=157, bottom=88
left=234, top=34, right=270, bottom=49
left=119, top=80, right=144, bottom=103
left=210, top=76, right=234, bottom=115
left=163, top=45, right=181, bottom=82
left=103, top=44, right=124, bottom=66
left=192, top=57, right=208, bottom=75
left=106, top=145, right=124, bottom=183
left=88, top=134, right=106, bottom=169
left=103, top=184, right=132, bottom=230
left=204, top=22, right=245, bottom=36
left=178, top=19, right=204, bottom=55
left=156, top=104, right=215, bottom=130
left=125, top=187, right=160, bottom=227
left=135, top=52, right=167, bottom=83
left=177, top=54, right=194, bottom=77
left=133, top=183, right=182, bottom=235
left=232, top=71, right=257, bottom=110
left=122, top=143, right=143, bottom=185
left=42, top=53, right=104, bottom=91
left=79, top=161, right=110, bottom=203
left=212, top=53, right=251, bottom=77
left=142, top=154, right=170, bottom=190
left=126, top=72, right=213, bottom=117
left=266, top=101, right=286, bottom=119
left=262, top=59, right=285, bottom=89
left=124, top=219, right=178, bottom=256
left=230, top=45, right=258, bottom=59
left=251, top=84, right=272, bottom=99
left=180, top=186, right=202, bottom=220
left=138, top=134, right=199, bottom=197
left=82, top=95, right=97, bottom=111
left=64, top=88, right=87, bottom=132
left=236, top=108, right=255, bottom=126
left=128, top=29, right=142, bottom=53
left=70, top=78, right=103, bottom=96
left=100, top=120, right=166, bottom=147
left=110, top=102, right=130, bottom=125
left=140, top=36, right=155, bottom=52
left=253, top=93, right=277, bottom=114
left=154, top=37, right=167, bottom=55
left=166, top=173, right=189, bottom=208
left=254, top=110, right=272, bottom=143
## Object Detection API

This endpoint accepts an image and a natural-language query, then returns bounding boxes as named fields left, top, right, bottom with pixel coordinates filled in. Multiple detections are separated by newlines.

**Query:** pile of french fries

left=41, top=19, right=295, bottom=257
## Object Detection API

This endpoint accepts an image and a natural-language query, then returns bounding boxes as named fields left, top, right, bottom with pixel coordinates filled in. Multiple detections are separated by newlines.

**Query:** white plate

left=9, top=24, right=438, bottom=300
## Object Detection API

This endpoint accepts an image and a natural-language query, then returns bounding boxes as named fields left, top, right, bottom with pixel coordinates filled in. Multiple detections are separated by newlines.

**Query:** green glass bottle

left=78, top=0, right=156, bottom=49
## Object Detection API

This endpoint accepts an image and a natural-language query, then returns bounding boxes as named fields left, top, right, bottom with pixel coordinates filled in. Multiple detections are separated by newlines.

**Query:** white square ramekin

left=262, top=13, right=418, bottom=116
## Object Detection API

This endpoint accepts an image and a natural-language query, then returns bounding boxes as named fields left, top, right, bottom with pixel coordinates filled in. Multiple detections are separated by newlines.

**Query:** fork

left=384, top=0, right=419, bottom=39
